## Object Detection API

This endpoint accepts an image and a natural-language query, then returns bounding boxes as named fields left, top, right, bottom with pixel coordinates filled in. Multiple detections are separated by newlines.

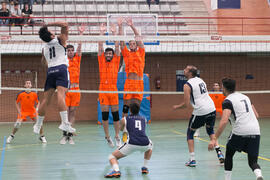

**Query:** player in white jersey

left=208, top=78, right=263, bottom=180
left=173, top=65, right=224, bottom=167
left=33, top=21, right=76, bottom=135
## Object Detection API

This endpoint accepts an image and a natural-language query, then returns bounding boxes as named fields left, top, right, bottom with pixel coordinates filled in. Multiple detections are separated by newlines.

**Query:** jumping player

left=208, top=78, right=263, bottom=180
left=33, top=21, right=75, bottom=135
left=98, top=23, right=121, bottom=147
left=60, top=25, right=85, bottom=145
left=104, top=103, right=153, bottom=178
left=6, top=80, right=46, bottom=144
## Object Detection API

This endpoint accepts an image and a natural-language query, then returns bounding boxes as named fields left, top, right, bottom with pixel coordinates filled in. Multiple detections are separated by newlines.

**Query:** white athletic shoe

left=194, top=129, right=200, bottom=137
left=257, top=176, right=264, bottom=180
left=58, top=122, right=76, bottom=133
left=60, top=136, right=68, bottom=145
left=6, top=135, right=14, bottom=144
left=39, top=136, right=47, bottom=143
left=106, top=137, right=115, bottom=148
left=68, top=137, right=75, bottom=145
left=33, top=123, right=42, bottom=134
left=115, top=136, right=121, bottom=147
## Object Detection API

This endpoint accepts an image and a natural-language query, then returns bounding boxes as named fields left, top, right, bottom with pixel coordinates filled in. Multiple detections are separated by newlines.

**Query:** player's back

left=224, top=92, right=260, bottom=135
left=125, top=115, right=149, bottom=146
left=43, top=37, right=68, bottom=68
left=186, top=77, right=215, bottom=115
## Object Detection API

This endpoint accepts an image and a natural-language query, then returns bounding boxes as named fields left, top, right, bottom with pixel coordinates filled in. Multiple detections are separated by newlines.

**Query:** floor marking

left=0, top=136, right=7, bottom=180
left=172, top=130, right=270, bottom=162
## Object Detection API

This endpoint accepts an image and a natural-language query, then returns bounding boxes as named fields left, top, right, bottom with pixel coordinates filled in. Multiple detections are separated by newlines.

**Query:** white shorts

left=118, top=140, right=153, bottom=156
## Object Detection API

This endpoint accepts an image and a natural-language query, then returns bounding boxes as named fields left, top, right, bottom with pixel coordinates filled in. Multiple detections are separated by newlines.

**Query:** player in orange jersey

left=118, top=17, right=145, bottom=117
left=118, top=17, right=146, bottom=142
left=194, top=82, right=226, bottom=137
left=98, top=23, right=121, bottom=148
left=6, top=80, right=46, bottom=144
left=60, top=25, right=85, bottom=145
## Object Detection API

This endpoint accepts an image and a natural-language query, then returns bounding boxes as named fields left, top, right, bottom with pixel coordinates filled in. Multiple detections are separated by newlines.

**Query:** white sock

left=37, top=115, right=45, bottom=126
left=254, top=169, right=262, bottom=178
left=225, top=170, right=232, bottom=180
left=59, top=111, right=68, bottom=124
left=190, top=152, right=195, bottom=161
left=143, top=159, right=149, bottom=168
left=112, top=163, right=120, bottom=171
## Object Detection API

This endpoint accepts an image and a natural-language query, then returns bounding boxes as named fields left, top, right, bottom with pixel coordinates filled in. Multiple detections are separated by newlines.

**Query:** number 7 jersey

left=124, top=115, right=150, bottom=146
left=186, top=77, right=215, bottom=116
left=43, top=37, right=68, bottom=68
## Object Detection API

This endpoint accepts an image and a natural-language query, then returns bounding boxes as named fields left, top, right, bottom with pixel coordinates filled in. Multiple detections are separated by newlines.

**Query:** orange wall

left=203, top=0, right=270, bottom=35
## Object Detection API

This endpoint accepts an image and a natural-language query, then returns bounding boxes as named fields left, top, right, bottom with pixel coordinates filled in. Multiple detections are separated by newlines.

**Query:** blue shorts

left=44, top=64, right=69, bottom=91
left=188, top=111, right=216, bottom=129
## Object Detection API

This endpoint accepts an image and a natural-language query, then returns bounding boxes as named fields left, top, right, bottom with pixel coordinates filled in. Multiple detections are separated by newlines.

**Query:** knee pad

left=108, top=154, right=116, bottom=160
left=112, top=111, right=120, bottom=122
left=123, top=105, right=129, bottom=114
left=102, top=112, right=109, bottom=121
left=187, top=128, right=195, bottom=140
left=206, top=125, right=214, bottom=136
left=14, top=121, right=21, bottom=129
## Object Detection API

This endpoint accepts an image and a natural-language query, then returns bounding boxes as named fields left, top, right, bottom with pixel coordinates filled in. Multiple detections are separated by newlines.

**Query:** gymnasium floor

left=0, top=119, right=269, bottom=180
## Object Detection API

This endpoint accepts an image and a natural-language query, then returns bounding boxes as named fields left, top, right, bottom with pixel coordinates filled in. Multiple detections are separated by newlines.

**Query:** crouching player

left=105, top=103, right=153, bottom=178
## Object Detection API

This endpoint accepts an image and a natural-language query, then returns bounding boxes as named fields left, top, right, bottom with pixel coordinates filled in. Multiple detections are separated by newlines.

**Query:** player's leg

left=247, top=135, right=263, bottom=180
left=142, top=141, right=153, bottom=174
left=105, top=150, right=125, bottom=178
left=32, top=114, right=47, bottom=143
left=33, top=88, right=55, bottom=134
left=57, top=86, right=75, bottom=133
left=224, top=144, right=236, bottom=180
left=6, top=117, right=23, bottom=143
left=111, top=93, right=121, bottom=147
left=206, top=111, right=224, bottom=164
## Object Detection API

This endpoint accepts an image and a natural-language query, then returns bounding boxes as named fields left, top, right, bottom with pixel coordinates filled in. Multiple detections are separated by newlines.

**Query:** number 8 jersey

left=124, top=115, right=150, bottom=146
left=43, top=37, right=68, bottom=68
left=186, top=77, right=215, bottom=116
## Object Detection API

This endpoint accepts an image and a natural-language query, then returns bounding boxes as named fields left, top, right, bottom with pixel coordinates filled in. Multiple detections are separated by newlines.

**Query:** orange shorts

left=99, top=93, right=119, bottom=106
left=124, top=79, right=144, bottom=101
left=66, top=91, right=81, bottom=107
left=17, top=111, right=36, bottom=121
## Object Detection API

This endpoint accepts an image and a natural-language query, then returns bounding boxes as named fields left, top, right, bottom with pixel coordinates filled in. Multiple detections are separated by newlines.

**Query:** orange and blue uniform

left=98, top=53, right=120, bottom=105
left=16, top=91, right=38, bottom=121
left=66, top=53, right=81, bottom=107
left=121, top=46, right=145, bottom=101
left=209, top=93, right=226, bottom=116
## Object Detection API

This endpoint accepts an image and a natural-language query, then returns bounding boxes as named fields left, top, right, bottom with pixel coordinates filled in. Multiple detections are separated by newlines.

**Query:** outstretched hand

left=78, top=24, right=85, bottom=35
left=100, top=23, right=106, bottom=34
left=208, top=140, right=215, bottom=151
left=110, top=23, right=117, bottom=35
left=125, top=17, right=133, bottom=26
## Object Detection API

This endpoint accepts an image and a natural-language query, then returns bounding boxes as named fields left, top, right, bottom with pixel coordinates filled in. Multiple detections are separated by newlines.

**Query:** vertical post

left=35, top=71, right=38, bottom=93
left=0, top=36, right=2, bottom=95
left=208, top=18, right=210, bottom=35
left=242, top=18, right=244, bottom=35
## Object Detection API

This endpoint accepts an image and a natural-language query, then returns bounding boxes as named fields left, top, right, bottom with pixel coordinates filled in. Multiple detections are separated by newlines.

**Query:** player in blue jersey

left=104, top=103, right=153, bottom=178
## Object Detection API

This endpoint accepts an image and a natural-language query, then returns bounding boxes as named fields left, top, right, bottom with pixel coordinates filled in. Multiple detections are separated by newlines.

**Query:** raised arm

left=76, top=25, right=85, bottom=57
left=110, top=23, right=120, bottom=56
left=45, top=21, right=68, bottom=47
left=98, top=23, right=106, bottom=56
left=125, top=17, right=144, bottom=49
left=118, top=17, right=125, bottom=51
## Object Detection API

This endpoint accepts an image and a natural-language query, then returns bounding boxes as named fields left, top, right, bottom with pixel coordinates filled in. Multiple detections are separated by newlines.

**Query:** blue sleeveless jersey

left=126, top=115, right=150, bottom=146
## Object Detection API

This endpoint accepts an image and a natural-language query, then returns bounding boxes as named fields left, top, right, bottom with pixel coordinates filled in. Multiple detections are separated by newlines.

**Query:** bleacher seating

left=4, top=0, right=212, bottom=36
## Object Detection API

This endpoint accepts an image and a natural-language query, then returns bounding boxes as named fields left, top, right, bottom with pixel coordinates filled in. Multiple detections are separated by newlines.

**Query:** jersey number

left=199, top=83, right=207, bottom=94
left=49, top=47, right=56, bottom=59
left=135, top=120, right=142, bottom=131
left=240, top=99, right=249, bottom=112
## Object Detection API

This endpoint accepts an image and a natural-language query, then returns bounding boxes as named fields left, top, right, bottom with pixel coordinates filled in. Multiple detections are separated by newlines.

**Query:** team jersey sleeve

left=75, top=53, right=82, bottom=63
left=16, top=92, right=22, bottom=103
left=138, top=47, right=145, bottom=55
left=222, top=99, right=233, bottom=111
left=34, top=93, right=39, bottom=103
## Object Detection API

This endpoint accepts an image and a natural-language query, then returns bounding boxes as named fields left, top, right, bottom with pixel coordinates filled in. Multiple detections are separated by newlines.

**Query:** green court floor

left=0, top=119, right=269, bottom=180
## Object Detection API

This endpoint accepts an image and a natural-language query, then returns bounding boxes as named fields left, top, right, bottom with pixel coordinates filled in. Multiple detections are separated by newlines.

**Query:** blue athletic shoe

left=217, top=152, right=225, bottom=164
left=141, top=167, right=149, bottom=174
left=185, top=160, right=196, bottom=167
left=104, top=170, right=121, bottom=178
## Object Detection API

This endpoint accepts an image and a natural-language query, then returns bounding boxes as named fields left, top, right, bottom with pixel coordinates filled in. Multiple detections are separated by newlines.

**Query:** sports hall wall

left=203, top=0, right=270, bottom=35
left=1, top=53, right=270, bottom=122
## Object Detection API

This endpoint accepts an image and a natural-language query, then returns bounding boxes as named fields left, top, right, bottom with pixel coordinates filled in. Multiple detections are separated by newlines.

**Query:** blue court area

left=0, top=119, right=269, bottom=180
